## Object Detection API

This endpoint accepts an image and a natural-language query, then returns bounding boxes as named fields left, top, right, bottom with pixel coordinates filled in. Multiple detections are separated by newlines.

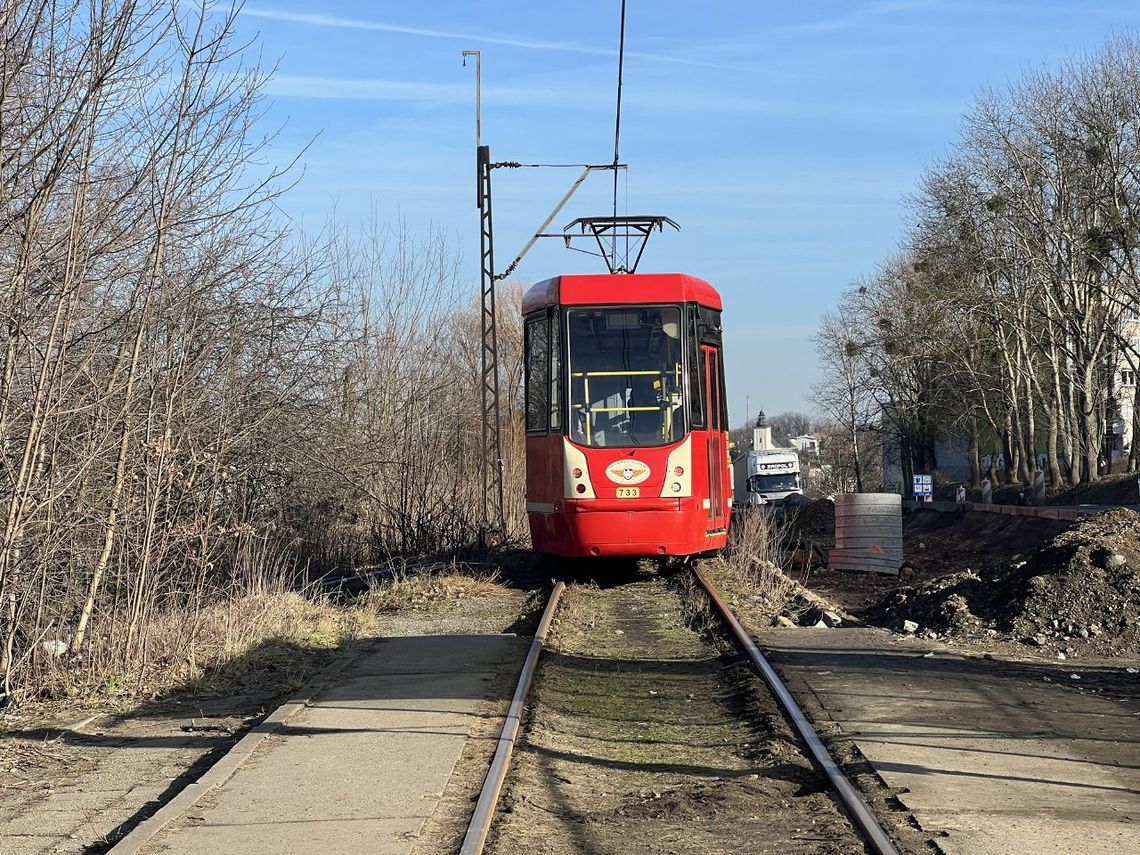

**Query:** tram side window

left=687, top=307, right=706, bottom=429
left=709, top=349, right=723, bottom=430
left=525, top=315, right=550, bottom=432
left=550, top=314, right=562, bottom=431
left=717, top=345, right=729, bottom=428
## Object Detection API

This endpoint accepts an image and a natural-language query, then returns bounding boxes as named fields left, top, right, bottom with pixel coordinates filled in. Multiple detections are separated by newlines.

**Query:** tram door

left=702, top=345, right=727, bottom=527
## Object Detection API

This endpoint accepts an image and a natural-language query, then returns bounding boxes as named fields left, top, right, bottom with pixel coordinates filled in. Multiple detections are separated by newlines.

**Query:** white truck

left=745, top=449, right=802, bottom=506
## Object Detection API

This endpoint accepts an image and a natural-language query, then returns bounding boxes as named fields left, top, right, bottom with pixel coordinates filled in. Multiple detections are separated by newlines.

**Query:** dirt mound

left=784, top=499, right=835, bottom=548
left=901, top=508, right=1071, bottom=576
left=867, top=509, right=1140, bottom=656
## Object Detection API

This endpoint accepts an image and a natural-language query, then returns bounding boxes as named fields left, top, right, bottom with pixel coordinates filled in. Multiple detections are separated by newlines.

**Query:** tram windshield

left=567, top=306, right=686, bottom=447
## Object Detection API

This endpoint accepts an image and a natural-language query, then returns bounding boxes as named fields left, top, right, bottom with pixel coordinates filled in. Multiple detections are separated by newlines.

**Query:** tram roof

left=522, top=273, right=723, bottom=314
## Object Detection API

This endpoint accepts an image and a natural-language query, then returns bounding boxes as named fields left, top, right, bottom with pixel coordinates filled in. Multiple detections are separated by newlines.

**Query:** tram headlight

left=563, top=439, right=596, bottom=499
left=659, top=436, right=692, bottom=499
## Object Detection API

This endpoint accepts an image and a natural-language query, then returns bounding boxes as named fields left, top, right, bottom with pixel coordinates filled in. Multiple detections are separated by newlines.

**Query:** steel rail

left=459, top=581, right=566, bottom=855
left=691, top=566, right=902, bottom=855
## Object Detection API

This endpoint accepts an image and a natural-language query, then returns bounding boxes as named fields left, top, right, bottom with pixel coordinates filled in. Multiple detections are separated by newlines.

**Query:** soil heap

left=785, top=498, right=836, bottom=549
left=867, top=508, right=1140, bottom=657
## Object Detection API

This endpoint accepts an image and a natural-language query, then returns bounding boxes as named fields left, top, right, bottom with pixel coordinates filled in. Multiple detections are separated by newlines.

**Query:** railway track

left=460, top=564, right=901, bottom=855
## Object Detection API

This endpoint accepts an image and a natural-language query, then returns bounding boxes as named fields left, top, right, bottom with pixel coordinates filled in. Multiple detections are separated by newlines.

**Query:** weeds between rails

left=477, top=567, right=868, bottom=855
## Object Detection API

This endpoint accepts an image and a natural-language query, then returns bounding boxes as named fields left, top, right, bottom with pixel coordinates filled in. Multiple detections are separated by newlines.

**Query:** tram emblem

left=605, top=459, right=650, bottom=485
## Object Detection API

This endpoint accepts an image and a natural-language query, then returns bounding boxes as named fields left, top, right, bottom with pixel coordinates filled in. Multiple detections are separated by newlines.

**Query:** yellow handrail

left=571, top=365, right=683, bottom=445
left=584, top=376, right=591, bottom=444
left=575, top=406, right=664, bottom=413
left=570, top=370, right=662, bottom=377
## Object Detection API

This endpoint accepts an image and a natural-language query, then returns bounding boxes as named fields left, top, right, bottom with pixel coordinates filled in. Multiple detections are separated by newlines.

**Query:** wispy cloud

left=265, top=76, right=468, bottom=102
left=241, top=8, right=748, bottom=70
left=242, top=8, right=609, bottom=53
left=263, top=74, right=609, bottom=109
left=264, top=72, right=959, bottom=126
left=774, top=0, right=942, bottom=36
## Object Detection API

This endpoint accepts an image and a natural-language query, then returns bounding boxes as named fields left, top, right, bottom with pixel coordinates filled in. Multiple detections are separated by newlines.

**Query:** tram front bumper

left=531, top=498, right=727, bottom=557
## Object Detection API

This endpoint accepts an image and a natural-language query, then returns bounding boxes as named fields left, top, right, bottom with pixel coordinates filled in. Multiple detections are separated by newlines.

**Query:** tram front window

left=567, top=306, right=686, bottom=447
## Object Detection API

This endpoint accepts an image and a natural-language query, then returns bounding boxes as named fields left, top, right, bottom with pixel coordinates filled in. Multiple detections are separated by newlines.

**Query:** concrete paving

left=1, top=703, right=275, bottom=855
left=133, top=634, right=526, bottom=855
left=760, top=627, right=1140, bottom=855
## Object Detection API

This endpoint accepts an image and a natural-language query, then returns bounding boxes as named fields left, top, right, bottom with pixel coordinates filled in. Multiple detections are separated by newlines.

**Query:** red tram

left=523, top=272, right=731, bottom=558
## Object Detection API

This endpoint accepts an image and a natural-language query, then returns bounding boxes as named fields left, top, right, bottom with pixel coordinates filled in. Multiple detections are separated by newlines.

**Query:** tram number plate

left=615, top=487, right=640, bottom=498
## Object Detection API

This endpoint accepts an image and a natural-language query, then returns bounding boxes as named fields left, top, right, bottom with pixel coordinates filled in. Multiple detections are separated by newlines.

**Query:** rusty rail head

left=459, top=580, right=565, bottom=855
left=690, top=565, right=902, bottom=855
left=463, top=569, right=900, bottom=855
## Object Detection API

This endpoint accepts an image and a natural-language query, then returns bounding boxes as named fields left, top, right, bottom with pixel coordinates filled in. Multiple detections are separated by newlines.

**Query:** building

left=793, top=434, right=820, bottom=455
left=1115, top=315, right=1138, bottom=458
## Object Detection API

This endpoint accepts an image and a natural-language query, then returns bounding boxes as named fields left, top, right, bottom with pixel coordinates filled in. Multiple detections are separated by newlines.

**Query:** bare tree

left=768, top=411, right=812, bottom=442
left=819, top=34, right=1140, bottom=495
left=812, top=311, right=877, bottom=492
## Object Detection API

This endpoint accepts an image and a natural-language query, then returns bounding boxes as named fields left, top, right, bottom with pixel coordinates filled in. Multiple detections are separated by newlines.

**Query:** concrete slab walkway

left=123, top=634, right=526, bottom=855
left=760, top=627, right=1140, bottom=855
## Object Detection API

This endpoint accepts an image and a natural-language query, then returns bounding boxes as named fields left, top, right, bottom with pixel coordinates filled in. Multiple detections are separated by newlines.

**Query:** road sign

left=912, top=474, right=933, bottom=497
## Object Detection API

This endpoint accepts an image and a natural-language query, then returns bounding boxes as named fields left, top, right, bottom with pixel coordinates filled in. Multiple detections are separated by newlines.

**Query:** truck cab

left=735, top=413, right=805, bottom=507
left=746, top=450, right=802, bottom=506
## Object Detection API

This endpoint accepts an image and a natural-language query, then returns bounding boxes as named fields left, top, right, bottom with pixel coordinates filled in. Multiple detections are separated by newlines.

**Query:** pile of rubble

left=867, top=509, right=1140, bottom=657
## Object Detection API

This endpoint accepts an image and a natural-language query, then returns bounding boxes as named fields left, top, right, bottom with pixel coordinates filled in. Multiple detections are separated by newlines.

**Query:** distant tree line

left=815, top=35, right=1140, bottom=492
left=0, top=1, right=526, bottom=702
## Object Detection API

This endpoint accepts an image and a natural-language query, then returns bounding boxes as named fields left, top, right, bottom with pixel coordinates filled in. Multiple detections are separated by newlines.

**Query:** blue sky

left=232, top=1, right=1140, bottom=426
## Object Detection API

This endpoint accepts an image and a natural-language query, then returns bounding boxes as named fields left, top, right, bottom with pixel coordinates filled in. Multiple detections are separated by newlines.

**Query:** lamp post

left=461, top=50, right=481, bottom=148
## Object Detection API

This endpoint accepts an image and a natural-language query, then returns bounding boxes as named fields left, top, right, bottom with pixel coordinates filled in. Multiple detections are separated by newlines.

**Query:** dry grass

left=688, top=511, right=853, bottom=634
left=25, top=590, right=370, bottom=709
left=360, top=564, right=512, bottom=613
left=670, top=508, right=807, bottom=642
left=712, top=510, right=797, bottom=606
left=670, top=511, right=797, bottom=639
left=11, top=563, right=516, bottom=716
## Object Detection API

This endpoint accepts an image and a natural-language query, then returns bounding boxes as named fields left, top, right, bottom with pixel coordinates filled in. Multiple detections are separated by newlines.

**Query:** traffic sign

left=912, top=474, right=933, bottom=496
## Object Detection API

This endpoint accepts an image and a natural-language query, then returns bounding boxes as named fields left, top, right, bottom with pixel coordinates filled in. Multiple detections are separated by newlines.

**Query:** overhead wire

left=612, top=0, right=627, bottom=271
left=509, top=163, right=614, bottom=168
